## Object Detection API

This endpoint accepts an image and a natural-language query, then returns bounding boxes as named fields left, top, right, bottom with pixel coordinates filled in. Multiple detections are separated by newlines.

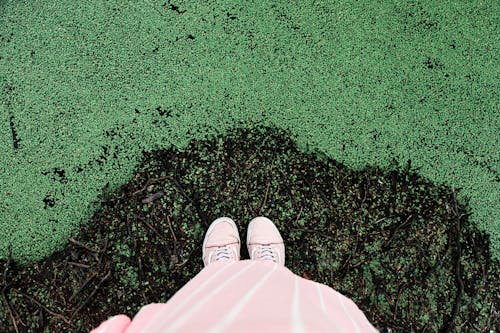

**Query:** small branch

left=143, top=219, right=165, bottom=242
left=68, top=273, right=96, bottom=303
left=165, top=176, right=195, bottom=205
left=137, top=254, right=147, bottom=305
left=172, top=258, right=190, bottom=272
left=392, top=283, right=404, bottom=320
left=441, top=205, right=465, bottom=332
left=2, top=293, right=19, bottom=333
left=166, top=208, right=178, bottom=243
left=383, top=214, right=414, bottom=249
left=21, top=293, right=72, bottom=325
left=301, top=173, right=335, bottom=212
left=142, top=190, right=165, bottom=203
left=68, top=237, right=99, bottom=253
left=258, top=179, right=271, bottom=215
left=96, top=238, right=109, bottom=266
left=340, top=232, right=359, bottom=271
left=67, top=261, right=90, bottom=269
left=293, top=207, right=304, bottom=227
left=132, top=176, right=169, bottom=195
left=70, top=270, right=111, bottom=320
left=360, top=174, right=369, bottom=205
left=166, top=175, right=208, bottom=225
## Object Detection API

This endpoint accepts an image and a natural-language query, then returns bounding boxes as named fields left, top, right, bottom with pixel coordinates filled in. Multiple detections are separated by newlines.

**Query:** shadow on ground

left=1, top=127, right=498, bottom=332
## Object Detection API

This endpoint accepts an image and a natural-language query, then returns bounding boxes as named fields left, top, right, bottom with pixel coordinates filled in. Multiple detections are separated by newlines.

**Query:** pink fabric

left=90, top=260, right=378, bottom=333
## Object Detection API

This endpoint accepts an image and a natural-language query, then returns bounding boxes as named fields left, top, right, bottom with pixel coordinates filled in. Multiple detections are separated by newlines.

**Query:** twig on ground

left=36, top=304, right=45, bottom=329
left=441, top=192, right=465, bottom=333
left=166, top=208, right=178, bottom=243
left=67, top=261, right=90, bottom=269
left=70, top=270, right=112, bottom=320
left=132, top=176, right=170, bottom=195
left=68, top=273, right=96, bottom=303
left=2, top=293, right=19, bottom=333
left=143, top=219, right=165, bottom=242
left=383, top=214, right=414, bottom=249
left=137, top=252, right=147, bottom=304
left=172, top=258, right=190, bottom=272
left=165, top=175, right=208, bottom=225
left=341, top=232, right=359, bottom=271
left=21, top=293, right=72, bottom=325
left=142, top=191, right=165, bottom=204
left=293, top=207, right=304, bottom=227
left=141, top=289, right=148, bottom=304
left=165, top=176, right=194, bottom=205
left=258, top=179, right=271, bottom=215
left=96, top=238, right=109, bottom=266
left=68, top=237, right=99, bottom=253
left=302, top=173, right=335, bottom=212
left=392, top=283, right=404, bottom=320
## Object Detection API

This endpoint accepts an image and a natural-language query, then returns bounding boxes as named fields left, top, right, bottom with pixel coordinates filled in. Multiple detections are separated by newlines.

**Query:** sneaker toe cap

left=247, top=218, right=283, bottom=244
left=205, top=223, right=240, bottom=247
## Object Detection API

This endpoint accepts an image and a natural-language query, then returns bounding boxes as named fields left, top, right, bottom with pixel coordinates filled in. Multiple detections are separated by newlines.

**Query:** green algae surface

left=0, top=0, right=498, bottom=263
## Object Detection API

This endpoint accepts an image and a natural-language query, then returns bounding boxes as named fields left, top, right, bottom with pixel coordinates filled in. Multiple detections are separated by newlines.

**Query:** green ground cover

left=1, top=128, right=498, bottom=332
left=0, top=0, right=499, bottom=265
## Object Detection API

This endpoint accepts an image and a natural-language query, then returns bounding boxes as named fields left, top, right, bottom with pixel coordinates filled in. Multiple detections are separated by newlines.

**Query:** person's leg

left=125, top=216, right=378, bottom=332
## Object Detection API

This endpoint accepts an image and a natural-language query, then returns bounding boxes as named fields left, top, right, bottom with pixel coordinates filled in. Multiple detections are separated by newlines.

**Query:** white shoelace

left=253, top=245, right=277, bottom=263
left=209, top=246, right=234, bottom=263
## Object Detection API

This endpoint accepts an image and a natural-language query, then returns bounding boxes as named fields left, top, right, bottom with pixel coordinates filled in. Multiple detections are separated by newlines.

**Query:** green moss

left=0, top=0, right=498, bottom=265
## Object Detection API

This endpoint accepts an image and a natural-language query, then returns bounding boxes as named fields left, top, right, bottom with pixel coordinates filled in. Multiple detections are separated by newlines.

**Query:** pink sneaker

left=246, top=216, right=285, bottom=266
left=202, top=217, right=241, bottom=266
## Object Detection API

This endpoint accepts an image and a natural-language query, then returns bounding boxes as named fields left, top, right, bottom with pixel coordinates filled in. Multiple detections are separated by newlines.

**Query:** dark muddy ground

left=1, top=127, right=498, bottom=332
